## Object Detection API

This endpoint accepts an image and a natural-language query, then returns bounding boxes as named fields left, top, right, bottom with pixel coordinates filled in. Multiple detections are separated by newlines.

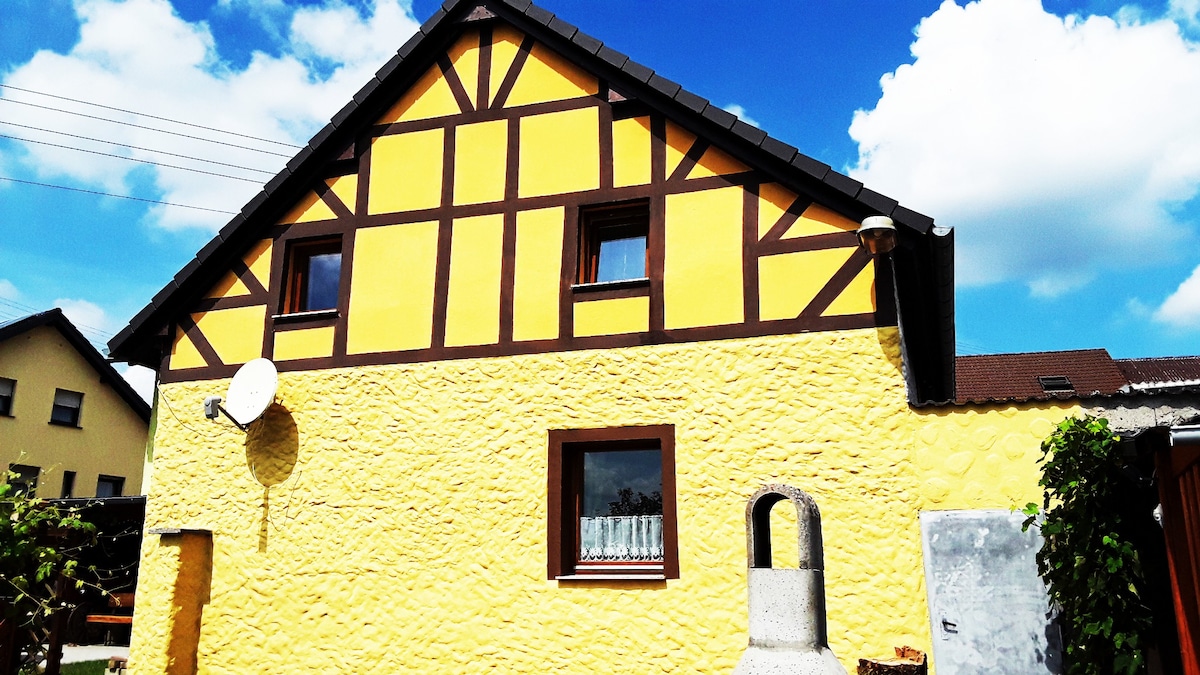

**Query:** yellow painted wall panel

left=273, top=326, right=335, bottom=362
left=505, top=42, right=598, bottom=108
left=758, top=248, right=856, bottom=321
left=664, top=188, right=744, bottom=329
left=346, top=222, right=439, bottom=354
left=168, top=327, right=207, bottom=371
left=687, top=145, right=749, bottom=179
left=518, top=107, right=599, bottom=198
left=280, top=191, right=336, bottom=224
left=783, top=203, right=858, bottom=239
left=204, top=271, right=250, bottom=300
left=368, top=129, right=444, bottom=215
left=444, top=214, right=504, bottom=347
left=326, top=174, right=358, bottom=214
left=245, top=239, right=272, bottom=289
left=823, top=263, right=877, bottom=317
left=454, top=120, right=507, bottom=206
left=488, top=25, right=524, bottom=106
left=448, top=32, right=481, bottom=109
left=378, top=65, right=461, bottom=123
left=665, top=122, right=696, bottom=178
left=573, top=296, right=649, bottom=337
left=612, top=116, right=651, bottom=188
left=136, top=329, right=1077, bottom=674
left=758, top=183, right=798, bottom=240
left=512, top=207, right=564, bottom=342
left=194, top=306, right=266, bottom=366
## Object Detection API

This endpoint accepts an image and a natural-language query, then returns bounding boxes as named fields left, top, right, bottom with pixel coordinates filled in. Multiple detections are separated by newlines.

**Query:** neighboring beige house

left=0, top=309, right=149, bottom=498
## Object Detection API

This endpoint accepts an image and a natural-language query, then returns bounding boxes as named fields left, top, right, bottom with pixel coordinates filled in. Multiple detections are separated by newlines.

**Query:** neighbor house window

left=50, top=389, right=83, bottom=427
left=0, top=378, right=14, bottom=416
left=60, top=471, right=76, bottom=499
left=283, top=237, right=342, bottom=314
left=95, top=475, right=125, bottom=498
left=547, top=425, right=677, bottom=579
left=578, top=201, right=649, bottom=284
left=8, top=464, right=40, bottom=496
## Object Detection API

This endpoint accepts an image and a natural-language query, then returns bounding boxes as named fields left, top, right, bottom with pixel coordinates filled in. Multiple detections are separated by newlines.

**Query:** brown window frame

left=576, top=200, right=650, bottom=287
left=281, top=236, right=343, bottom=316
left=547, top=424, right=678, bottom=580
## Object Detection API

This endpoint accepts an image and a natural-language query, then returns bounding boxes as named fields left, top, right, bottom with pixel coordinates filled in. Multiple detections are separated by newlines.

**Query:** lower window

left=96, top=475, right=125, bottom=498
left=7, top=464, right=40, bottom=496
left=547, top=425, right=678, bottom=579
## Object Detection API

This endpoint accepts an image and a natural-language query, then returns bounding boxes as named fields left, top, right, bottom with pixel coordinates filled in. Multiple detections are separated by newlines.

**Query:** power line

left=0, top=97, right=296, bottom=158
left=0, top=83, right=303, bottom=149
left=0, top=119, right=277, bottom=174
left=0, top=176, right=237, bottom=214
left=0, top=132, right=264, bottom=183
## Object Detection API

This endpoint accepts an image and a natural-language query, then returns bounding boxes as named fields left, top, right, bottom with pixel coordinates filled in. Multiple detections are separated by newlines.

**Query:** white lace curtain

left=580, top=515, right=663, bottom=562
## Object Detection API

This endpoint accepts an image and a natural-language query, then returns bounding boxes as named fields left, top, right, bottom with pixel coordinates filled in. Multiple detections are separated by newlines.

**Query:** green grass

left=60, top=660, right=111, bottom=675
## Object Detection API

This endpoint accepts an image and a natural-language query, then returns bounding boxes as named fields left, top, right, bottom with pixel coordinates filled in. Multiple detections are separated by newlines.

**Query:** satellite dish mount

left=204, top=358, right=278, bottom=432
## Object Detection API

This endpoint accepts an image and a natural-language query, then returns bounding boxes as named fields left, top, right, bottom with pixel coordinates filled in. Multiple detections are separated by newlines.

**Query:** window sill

left=272, top=309, right=339, bottom=325
left=555, top=574, right=666, bottom=581
left=47, top=420, right=81, bottom=429
left=571, top=278, right=650, bottom=293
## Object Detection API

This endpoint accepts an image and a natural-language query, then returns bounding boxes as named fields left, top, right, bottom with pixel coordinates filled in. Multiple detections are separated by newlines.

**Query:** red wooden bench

left=85, top=592, right=134, bottom=646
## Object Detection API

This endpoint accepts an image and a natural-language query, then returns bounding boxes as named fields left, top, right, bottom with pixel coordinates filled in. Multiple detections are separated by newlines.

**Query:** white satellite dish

left=204, top=358, right=278, bottom=431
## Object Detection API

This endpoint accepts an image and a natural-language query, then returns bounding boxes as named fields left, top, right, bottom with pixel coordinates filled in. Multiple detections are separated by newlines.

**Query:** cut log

left=857, top=646, right=928, bottom=675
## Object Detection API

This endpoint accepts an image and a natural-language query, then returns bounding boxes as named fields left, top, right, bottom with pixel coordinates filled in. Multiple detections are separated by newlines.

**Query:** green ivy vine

left=1023, top=415, right=1153, bottom=675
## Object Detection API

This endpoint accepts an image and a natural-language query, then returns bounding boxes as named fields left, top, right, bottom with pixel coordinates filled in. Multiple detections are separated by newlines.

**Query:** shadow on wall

left=161, top=530, right=212, bottom=675
left=244, top=404, right=299, bottom=553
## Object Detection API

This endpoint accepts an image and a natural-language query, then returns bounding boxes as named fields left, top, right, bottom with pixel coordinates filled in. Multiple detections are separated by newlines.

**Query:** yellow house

left=1, top=309, right=149, bottom=499
left=107, top=1, right=1084, bottom=672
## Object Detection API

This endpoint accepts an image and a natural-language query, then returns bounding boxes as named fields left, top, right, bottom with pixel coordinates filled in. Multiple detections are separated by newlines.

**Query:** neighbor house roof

left=107, top=0, right=956, bottom=403
left=955, top=349, right=1200, bottom=405
left=1, top=309, right=151, bottom=423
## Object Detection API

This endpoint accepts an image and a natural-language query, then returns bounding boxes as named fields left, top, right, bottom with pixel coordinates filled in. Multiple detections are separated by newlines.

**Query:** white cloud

left=53, top=298, right=114, bottom=337
left=849, top=0, right=1200, bottom=297
left=1155, top=264, right=1200, bottom=327
left=721, top=103, right=759, bottom=128
left=116, top=363, right=157, bottom=403
left=0, top=280, right=19, bottom=301
left=2, top=0, right=419, bottom=231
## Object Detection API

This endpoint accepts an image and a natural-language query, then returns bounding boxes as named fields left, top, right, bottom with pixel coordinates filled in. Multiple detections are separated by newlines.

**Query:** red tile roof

left=955, top=349, right=1128, bottom=404
left=1116, top=356, right=1200, bottom=390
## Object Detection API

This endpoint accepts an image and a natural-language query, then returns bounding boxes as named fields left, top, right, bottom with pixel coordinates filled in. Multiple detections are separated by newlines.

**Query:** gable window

left=578, top=201, right=649, bottom=285
left=0, top=378, right=13, bottom=416
left=283, top=237, right=342, bottom=314
left=8, top=464, right=39, bottom=496
left=50, top=389, right=83, bottom=427
left=547, top=425, right=678, bottom=579
left=96, top=475, right=125, bottom=498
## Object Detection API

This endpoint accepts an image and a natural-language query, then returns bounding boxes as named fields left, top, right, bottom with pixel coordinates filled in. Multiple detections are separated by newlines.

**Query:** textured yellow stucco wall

left=130, top=328, right=1072, bottom=674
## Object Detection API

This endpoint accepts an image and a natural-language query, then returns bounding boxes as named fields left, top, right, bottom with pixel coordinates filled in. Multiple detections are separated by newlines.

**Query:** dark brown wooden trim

left=649, top=115, right=667, bottom=334
left=176, top=316, right=222, bottom=368
left=262, top=235, right=284, bottom=360
left=570, top=281, right=650, bottom=301
left=505, top=116, right=520, bottom=202
left=315, top=180, right=354, bottom=221
left=760, top=196, right=813, bottom=244
left=229, top=259, right=268, bottom=298
left=499, top=209, right=517, bottom=344
left=558, top=203, right=579, bottom=340
left=742, top=183, right=760, bottom=325
left=759, top=231, right=859, bottom=257
left=332, top=228, right=355, bottom=358
left=598, top=99, right=614, bottom=190
left=437, top=53, right=475, bottom=114
left=873, top=254, right=897, bottom=326
left=477, top=25, right=492, bottom=113
left=272, top=315, right=338, bottom=332
left=431, top=125, right=456, bottom=350
left=547, top=424, right=677, bottom=580
left=192, top=295, right=264, bottom=313
left=157, top=314, right=880, bottom=384
left=667, top=138, right=709, bottom=183
left=490, top=35, right=534, bottom=110
left=375, top=94, right=599, bottom=139
left=798, top=247, right=873, bottom=320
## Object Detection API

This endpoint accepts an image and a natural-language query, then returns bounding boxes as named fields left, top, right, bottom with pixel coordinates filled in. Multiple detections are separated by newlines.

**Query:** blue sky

left=2, top=0, right=1199, bottom=398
